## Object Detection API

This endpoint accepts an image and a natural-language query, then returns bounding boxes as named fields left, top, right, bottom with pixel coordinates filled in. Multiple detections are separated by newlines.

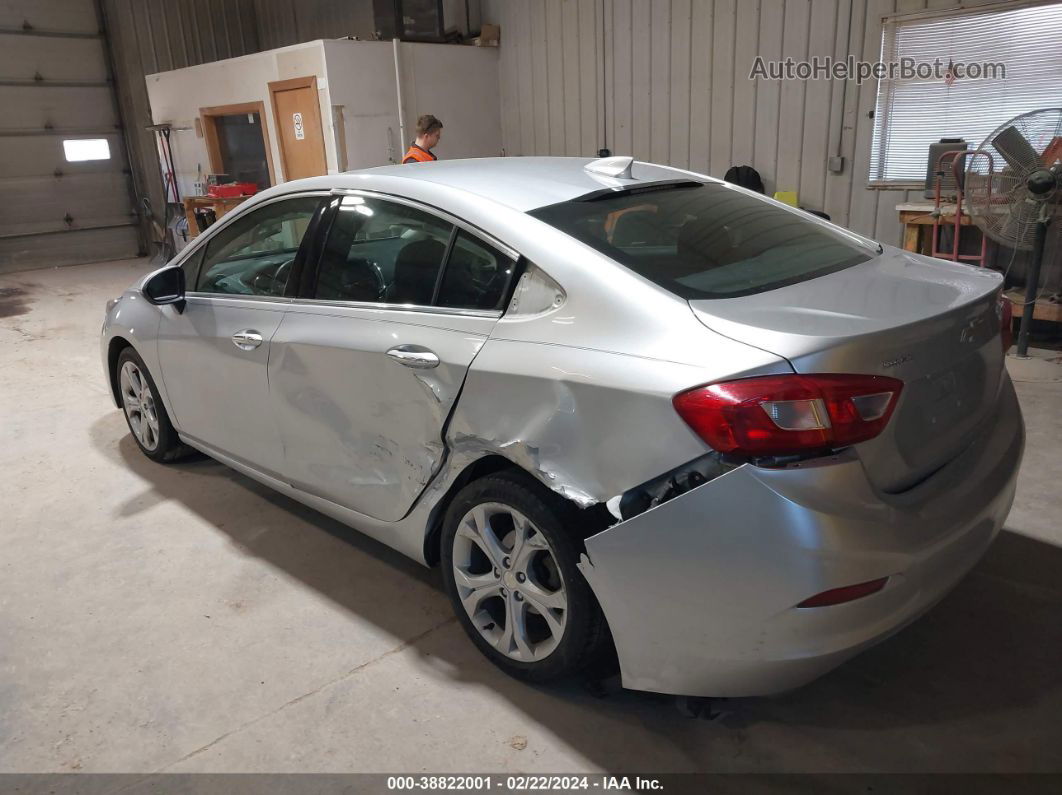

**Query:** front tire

left=115, top=347, right=188, bottom=463
left=441, top=471, right=607, bottom=683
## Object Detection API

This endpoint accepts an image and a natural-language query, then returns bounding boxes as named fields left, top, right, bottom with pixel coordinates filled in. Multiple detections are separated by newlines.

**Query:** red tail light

left=998, top=293, right=1013, bottom=352
left=797, top=577, right=889, bottom=608
left=673, top=374, right=904, bottom=457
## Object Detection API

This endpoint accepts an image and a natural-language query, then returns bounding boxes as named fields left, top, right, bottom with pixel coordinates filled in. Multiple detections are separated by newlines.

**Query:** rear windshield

left=529, top=183, right=877, bottom=299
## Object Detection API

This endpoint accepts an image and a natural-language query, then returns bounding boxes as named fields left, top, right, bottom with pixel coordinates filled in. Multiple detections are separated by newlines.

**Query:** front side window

left=179, top=245, right=206, bottom=287
left=530, top=183, right=877, bottom=299
left=316, top=195, right=453, bottom=305
left=196, top=197, right=322, bottom=297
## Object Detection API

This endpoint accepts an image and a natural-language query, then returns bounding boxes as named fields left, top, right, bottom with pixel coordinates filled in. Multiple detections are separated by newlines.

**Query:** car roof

left=326, top=157, right=701, bottom=212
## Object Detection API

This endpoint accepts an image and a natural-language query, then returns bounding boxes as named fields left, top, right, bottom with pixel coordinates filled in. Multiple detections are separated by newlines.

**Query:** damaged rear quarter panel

left=446, top=339, right=769, bottom=506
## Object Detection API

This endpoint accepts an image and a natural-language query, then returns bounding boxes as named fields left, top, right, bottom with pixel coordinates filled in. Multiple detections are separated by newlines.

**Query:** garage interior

left=2, top=0, right=1060, bottom=784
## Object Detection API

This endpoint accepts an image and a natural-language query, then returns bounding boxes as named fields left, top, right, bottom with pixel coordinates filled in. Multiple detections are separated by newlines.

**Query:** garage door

left=0, top=0, right=140, bottom=273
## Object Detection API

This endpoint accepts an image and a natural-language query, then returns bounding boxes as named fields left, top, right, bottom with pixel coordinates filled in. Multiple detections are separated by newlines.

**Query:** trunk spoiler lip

left=686, top=246, right=1003, bottom=336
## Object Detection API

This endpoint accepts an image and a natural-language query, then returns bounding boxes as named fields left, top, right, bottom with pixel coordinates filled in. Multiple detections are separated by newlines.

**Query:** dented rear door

left=270, top=303, right=496, bottom=522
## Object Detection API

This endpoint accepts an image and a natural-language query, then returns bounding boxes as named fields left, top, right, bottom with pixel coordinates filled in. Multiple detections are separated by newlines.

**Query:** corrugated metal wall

left=484, top=0, right=1008, bottom=244
left=110, top=0, right=260, bottom=75
left=253, top=0, right=375, bottom=50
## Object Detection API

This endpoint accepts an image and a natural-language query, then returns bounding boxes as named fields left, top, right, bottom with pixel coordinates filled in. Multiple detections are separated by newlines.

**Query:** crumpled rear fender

left=444, top=338, right=787, bottom=507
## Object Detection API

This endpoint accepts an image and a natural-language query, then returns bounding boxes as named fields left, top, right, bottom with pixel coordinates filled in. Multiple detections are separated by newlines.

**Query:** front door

left=268, top=76, right=328, bottom=181
left=270, top=193, right=517, bottom=522
left=157, top=194, right=326, bottom=475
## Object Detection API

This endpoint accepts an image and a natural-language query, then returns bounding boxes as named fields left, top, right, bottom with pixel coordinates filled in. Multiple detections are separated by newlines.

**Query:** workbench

left=1005, top=289, right=1062, bottom=324
left=898, top=203, right=1060, bottom=324
left=183, top=195, right=253, bottom=238
left=896, top=201, right=977, bottom=255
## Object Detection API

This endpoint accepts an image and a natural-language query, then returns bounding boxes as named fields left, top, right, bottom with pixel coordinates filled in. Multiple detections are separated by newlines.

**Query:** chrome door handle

left=232, top=330, right=264, bottom=350
left=386, top=345, right=440, bottom=369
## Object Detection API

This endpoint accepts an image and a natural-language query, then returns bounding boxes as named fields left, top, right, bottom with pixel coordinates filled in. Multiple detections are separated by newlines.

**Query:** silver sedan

left=101, top=157, right=1023, bottom=697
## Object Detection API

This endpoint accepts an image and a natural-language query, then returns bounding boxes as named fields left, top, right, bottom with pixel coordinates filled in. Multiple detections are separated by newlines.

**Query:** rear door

left=156, top=193, right=327, bottom=475
left=271, top=192, right=518, bottom=521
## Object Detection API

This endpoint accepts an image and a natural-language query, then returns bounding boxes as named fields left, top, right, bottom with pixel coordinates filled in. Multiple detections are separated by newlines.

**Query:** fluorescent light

left=63, top=139, right=111, bottom=162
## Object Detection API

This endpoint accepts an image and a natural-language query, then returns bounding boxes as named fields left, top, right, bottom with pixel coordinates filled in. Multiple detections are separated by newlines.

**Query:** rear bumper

left=579, top=374, right=1024, bottom=697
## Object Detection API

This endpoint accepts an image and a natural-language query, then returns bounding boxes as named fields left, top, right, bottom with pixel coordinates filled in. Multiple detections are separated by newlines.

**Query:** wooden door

left=268, top=76, right=327, bottom=181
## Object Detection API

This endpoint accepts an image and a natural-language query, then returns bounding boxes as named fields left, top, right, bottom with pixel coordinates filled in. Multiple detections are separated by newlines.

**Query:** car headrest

left=390, top=238, right=446, bottom=305
left=611, top=210, right=660, bottom=247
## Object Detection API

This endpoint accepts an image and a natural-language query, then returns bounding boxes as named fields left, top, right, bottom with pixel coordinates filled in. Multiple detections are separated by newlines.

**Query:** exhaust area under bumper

left=578, top=376, right=1024, bottom=697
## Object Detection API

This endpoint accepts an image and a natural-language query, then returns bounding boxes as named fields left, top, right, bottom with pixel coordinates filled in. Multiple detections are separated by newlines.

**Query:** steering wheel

left=251, top=258, right=294, bottom=296
left=361, top=260, right=386, bottom=301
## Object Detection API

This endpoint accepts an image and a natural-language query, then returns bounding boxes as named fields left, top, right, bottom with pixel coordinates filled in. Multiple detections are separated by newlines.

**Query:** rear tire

left=441, top=470, right=608, bottom=683
left=115, top=347, right=189, bottom=463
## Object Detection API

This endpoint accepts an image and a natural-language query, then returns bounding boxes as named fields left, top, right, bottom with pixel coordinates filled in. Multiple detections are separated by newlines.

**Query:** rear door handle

left=232, top=330, right=264, bottom=350
left=386, top=345, right=440, bottom=369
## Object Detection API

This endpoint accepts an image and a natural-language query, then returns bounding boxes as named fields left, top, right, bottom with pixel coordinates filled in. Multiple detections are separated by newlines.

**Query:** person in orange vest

left=402, top=115, right=443, bottom=164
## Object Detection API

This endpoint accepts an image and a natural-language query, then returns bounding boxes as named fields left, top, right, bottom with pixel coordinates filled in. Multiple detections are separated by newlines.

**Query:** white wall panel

left=775, top=0, right=810, bottom=200
left=730, top=0, right=759, bottom=169
left=545, top=0, right=565, bottom=155
left=630, top=0, right=651, bottom=159
left=400, top=41, right=502, bottom=160
left=753, top=0, right=783, bottom=187
left=649, top=0, right=670, bottom=164
left=688, top=0, right=712, bottom=174
left=577, top=0, right=600, bottom=155
left=668, top=0, right=691, bottom=168
left=708, top=0, right=734, bottom=175
left=482, top=0, right=997, bottom=244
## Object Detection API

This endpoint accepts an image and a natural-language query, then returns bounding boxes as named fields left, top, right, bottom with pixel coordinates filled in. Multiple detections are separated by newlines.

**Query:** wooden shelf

left=1005, top=289, right=1062, bottom=324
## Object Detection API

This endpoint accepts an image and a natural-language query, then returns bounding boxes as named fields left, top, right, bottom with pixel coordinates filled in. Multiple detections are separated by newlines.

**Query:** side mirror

left=143, top=266, right=185, bottom=312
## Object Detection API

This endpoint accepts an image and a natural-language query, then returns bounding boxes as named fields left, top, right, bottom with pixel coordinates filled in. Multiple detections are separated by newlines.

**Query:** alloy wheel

left=119, top=360, right=160, bottom=452
left=451, top=502, right=567, bottom=662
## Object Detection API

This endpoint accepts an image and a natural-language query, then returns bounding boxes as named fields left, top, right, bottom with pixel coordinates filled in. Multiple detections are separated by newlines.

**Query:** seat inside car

left=386, top=238, right=446, bottom=305
left=315, top=257, right=384, bottom=302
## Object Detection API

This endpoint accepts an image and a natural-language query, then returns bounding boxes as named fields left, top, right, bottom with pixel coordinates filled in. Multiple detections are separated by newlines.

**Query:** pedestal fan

left=963, top=108, right=1062, bottom=357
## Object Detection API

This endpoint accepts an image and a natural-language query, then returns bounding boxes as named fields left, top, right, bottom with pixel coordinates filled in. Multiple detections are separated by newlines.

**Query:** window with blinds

left=868, top=1, right=1062, bottom=185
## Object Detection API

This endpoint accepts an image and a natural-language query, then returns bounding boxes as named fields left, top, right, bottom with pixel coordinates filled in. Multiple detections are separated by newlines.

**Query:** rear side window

left=529, top=183, right=877, bottom=299
left=437, top=231, right=514, bottom=310
left=316, top=195, right=453, bottom=305
left=316, top=195, right=515, bottom=310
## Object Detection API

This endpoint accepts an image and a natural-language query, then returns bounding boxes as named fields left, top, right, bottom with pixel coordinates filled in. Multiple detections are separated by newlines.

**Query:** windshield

left=529, top=183, right=877, bottom=299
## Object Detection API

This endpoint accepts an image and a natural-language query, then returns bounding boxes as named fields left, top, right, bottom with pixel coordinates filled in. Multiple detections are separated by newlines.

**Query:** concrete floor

left=1, top=258, right=1060, bottom=774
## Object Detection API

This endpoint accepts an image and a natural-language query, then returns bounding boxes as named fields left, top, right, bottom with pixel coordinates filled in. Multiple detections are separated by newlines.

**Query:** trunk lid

left=689, top=247, right=1006, bottom=493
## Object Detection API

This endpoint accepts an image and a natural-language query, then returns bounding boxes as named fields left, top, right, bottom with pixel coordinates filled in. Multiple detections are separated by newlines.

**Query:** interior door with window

left=156, top=195, right=325, bottom=475
left=270, top=193, right=517, bottom=522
